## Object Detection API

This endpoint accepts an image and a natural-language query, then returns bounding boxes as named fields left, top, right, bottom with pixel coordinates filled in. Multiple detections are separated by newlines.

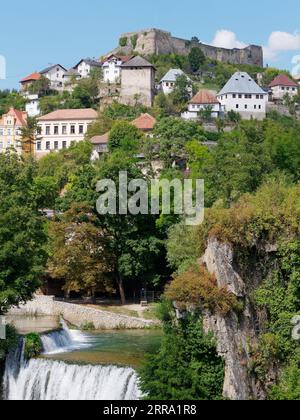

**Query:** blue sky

left=1, top=0, right=300, bottom=89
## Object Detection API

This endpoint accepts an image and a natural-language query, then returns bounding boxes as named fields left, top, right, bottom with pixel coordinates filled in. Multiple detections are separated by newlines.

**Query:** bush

left=80, top=322, right=95, bottom=331
left=165, top=266, right=241, bottom=315
left=119, top=37, right=128, bottom=47
left=24, top=333, right=43, bottom=360
left=131, top=35, right=138, bottom=50
left=0, top=325, right=18, bottom=361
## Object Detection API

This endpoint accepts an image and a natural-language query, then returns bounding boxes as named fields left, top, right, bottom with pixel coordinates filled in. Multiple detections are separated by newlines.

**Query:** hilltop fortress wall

left=115, top=28, right=263, bottom=67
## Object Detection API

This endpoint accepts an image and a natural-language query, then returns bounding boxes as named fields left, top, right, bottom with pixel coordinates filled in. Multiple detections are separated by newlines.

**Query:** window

left=54, top=126, right=59, bottom=135
left=62, top=125, right=67, bottom=135
left=46, top=126, right=50, bottom=135
left=254, top=105, right=257, bottom=109
left=37, top=141, right=41, bottom=151
left=236, top=104, right=239, bottom=109
left=46, top=141, right=50, bottom=150
left=260, top=95, right=264, bottom=99
left=245, top=104, right=248, bottom=109
left=259, top=105, right=261, bottom=110
left=233, top=94, right=236, bottom=98
left=239, top=94, right=242, bottom=99
left=282, top=87, right=285, bottom=90
left=256, top=95, right=259, bottom=99
left=54, top=141, right=59, bottom=150
left=71, top=125, right=75, bottom=135
left=62, top=141, right=67, bottom=149
left=79, top=125, right=84, bottom=134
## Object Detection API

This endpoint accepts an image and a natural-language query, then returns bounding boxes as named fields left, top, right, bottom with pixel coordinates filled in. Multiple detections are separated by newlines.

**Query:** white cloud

left=264, top=31, right=300, bottom=62
left=268, top=31, right=300, bottom=52
left=211, top=30, right=247, bottom=49
left=210, top=29, right=300, bottom=64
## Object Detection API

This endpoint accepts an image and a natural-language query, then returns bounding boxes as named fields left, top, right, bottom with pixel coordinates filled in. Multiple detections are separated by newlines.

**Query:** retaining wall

left=8, top=296, right=157, bottom=330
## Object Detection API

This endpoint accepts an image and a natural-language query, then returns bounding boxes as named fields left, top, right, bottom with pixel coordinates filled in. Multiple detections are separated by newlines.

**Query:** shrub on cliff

left=24, top=333, right=43, bottom=360
left=165, top=266, right=241, bottom=316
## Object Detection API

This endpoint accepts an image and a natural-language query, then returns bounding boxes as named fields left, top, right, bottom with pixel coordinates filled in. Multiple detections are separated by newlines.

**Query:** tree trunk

left=117, top=275, right=126, bottom=305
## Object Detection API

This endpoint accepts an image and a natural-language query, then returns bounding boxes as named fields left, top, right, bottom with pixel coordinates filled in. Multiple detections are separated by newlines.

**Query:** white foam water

left=41, top=319, right=91, bottom=355
left=2, top=321, right=141, bottom=401
left=4, top=356, right=140, bottom=400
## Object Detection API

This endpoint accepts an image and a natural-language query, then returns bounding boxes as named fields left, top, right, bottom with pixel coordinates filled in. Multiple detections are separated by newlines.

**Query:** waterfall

left=41, top=319, right=91, bottom=355
left=3, top=325, right=141, bottom=401
left=4, top=357, right=140, bottom=400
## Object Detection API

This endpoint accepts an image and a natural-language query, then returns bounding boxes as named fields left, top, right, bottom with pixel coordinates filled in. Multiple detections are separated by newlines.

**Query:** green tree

left=0, top=154, right=47, bottom=314
left=108, top=121, right=143, bottom=152
left=139, top=309, right=224, bottom=400
left=188, top=47, right=206, bottom=73
left=48, top=203, right=114, bottom=299
left=95, top=151, right=163, bottom=304
left=28, top=76, right=51, bottom=96
left=170, top=75, right=194, bottom=108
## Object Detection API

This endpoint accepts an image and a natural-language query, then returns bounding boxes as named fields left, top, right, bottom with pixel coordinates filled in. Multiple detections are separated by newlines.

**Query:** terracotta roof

left=0, top=108, right=27, bottom=126
left=190, top=90, right=220, bottom=105
left=269, top=74, right=298, bottom=88
left=20, top=72, right=41, bottom=83
left=131, top=113, right=156, bottom=131
left=90, top=132, right=110, bottom=144
left=38, top=109, right=98, bottom=121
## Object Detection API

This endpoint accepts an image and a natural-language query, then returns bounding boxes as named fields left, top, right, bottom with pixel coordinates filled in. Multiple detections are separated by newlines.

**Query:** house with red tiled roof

left=0, top=108, right=28, bottom=154
left=182, top=90, right=222, bottom=120
left=36, top=109, right=98, bottom=158
left=131, top=113, right=156, bottom=132
left=269, top=74, right=298, bottom=101
left=20, top=72, right=41, bottom=91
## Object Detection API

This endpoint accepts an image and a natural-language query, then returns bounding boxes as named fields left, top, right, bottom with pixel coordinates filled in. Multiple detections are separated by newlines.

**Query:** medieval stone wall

left=115, top=28, right=263, bottom=67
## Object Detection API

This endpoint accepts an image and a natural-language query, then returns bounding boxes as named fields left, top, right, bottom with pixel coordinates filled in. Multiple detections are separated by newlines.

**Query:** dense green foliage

left=0, top=325, right=18, bottom=361
left=0, top=154, right=47, bottom=314
left=24, top=333, right=43, bottom=359
left=139, top=308, right=224, bottom=400
left=0, top=90, right=26, bottom=115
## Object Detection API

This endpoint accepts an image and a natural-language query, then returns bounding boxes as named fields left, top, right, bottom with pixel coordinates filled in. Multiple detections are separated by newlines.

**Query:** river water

left=2, top=316, right=162, bottom=401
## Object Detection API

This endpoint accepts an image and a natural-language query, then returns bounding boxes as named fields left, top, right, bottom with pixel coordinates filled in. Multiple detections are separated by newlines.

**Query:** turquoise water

left=44, top=329, right=162, bottom=368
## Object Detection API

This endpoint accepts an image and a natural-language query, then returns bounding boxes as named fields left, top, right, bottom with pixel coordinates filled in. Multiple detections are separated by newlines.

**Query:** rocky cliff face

left=202, top=238, right=267, bottom=400
left=113, top=28, right=263, bottom=67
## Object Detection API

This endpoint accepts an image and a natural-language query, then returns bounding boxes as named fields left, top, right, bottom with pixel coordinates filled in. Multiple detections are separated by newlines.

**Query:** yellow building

left=0, top=108, right=27, bottom=154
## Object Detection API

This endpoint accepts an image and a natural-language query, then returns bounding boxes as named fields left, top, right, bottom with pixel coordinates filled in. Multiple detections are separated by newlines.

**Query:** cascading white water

left=3, top=322, right=141, bottom=401
left=41, top=319, right=90, bottom=355
left=4, top=357, right=140, bottom=400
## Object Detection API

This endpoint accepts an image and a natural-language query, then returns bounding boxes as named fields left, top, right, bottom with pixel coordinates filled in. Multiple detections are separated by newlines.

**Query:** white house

left=73, top=58, right=103, bottom=79
left=269, top=74, right=299, bottom=101
left=217, top=72, right=268, bottom=120
left=40, top=64, right=67, bottom=90
left=102, top=55, right=132, bottom=84
left=25, top=94, right=40, bottom=117
left=160, top=69, right=192, bottom=95
left=36, top=108, right=98, bottom=158
left=182, top=90, right=222, bottom=120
